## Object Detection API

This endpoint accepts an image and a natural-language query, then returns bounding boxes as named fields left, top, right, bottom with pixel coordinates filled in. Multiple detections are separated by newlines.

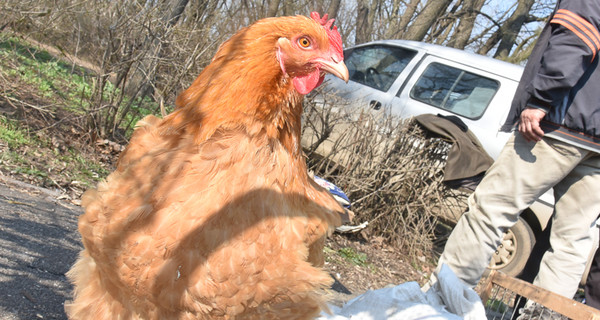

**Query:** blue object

left=312, top=175, right=351, bottom=208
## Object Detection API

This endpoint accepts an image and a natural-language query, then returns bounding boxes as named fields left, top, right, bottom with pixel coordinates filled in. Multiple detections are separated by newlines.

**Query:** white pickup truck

left=304, top=39, right=563, bottom=277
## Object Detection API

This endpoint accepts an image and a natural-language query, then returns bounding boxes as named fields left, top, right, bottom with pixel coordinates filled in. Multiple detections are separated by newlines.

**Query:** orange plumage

left=66, top=13, right=349, bottom=320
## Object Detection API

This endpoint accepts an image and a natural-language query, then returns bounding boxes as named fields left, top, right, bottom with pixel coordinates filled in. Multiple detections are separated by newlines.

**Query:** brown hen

left=66, top=12, right=349, bottom=320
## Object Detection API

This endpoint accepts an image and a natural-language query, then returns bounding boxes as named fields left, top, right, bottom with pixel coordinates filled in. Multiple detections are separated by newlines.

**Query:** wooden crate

left=478, top=270, right=600, bottom=320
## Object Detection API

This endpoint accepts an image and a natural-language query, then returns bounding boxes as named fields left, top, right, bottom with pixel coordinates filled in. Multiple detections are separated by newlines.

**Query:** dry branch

left=302, top=91, right=470, bottom=258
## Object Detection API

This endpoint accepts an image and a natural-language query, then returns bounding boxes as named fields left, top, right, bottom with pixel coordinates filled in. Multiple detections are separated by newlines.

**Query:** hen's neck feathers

left=166, top=17, right=313, bottom=157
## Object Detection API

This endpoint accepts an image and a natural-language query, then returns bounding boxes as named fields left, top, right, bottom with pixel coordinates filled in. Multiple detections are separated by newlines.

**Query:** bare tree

left=1, top=0, right=558, bottom=139
left=383, top=0, right=419, bottom=40
left=505, top=27, right=542, bottom=64
left=267, top=0, right=280, bottom=17
left=403, top=0, right=453, bottom=42
left=490, top=0, right=536, bottom=59
left=427, top=0, right=462, bottom=45
left=447, top=0, right=486, bottom=49
left=326, top=0, right=342, bottom=20
left=128, top=0, right=191, bottom=97
left=354, top=0, right=379, bottom=44
left=346, top=0, right=554, bottom=59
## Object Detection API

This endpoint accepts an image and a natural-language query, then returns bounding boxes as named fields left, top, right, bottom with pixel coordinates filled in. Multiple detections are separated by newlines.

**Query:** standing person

left=436, top=0, right=600, bottom=299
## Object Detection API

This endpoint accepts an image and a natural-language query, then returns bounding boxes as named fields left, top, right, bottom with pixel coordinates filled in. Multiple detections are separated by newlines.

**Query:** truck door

left=390, top=55, right=516, bottom=159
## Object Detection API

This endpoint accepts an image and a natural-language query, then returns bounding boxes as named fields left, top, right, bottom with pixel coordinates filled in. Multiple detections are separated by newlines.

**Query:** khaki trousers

left=438, top=132, right=600, bottom=298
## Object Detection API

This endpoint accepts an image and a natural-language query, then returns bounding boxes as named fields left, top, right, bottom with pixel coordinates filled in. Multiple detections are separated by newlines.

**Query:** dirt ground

left=324, top=233, right=432, bottom=299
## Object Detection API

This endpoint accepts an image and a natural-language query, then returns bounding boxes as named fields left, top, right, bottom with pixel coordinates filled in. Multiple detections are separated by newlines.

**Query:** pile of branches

left=302, top=90, right=469, bottom=258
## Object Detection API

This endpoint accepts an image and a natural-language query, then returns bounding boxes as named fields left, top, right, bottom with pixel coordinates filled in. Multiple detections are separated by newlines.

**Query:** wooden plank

left=479, top=271, right=495, bottom=306
left=487, top=271, right=600, bottom=320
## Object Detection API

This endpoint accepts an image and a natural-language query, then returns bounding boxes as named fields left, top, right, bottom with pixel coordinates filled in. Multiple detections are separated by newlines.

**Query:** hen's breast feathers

left=78, top=114, right=343, bottom=314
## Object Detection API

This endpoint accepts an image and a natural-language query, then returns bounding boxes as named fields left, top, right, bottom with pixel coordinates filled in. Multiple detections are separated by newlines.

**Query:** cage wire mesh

left=478, top=271, right=600, bottom=320
left=484, top=283, right=568, bottom=320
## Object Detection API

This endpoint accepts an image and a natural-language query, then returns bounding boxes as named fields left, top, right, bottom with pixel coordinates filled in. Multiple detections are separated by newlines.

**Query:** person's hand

left=519, top=107, right=547, bottom=142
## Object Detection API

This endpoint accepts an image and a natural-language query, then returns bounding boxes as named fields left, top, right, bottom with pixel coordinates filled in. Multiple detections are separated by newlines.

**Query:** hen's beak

left=319, top=58, right=349, bottom=83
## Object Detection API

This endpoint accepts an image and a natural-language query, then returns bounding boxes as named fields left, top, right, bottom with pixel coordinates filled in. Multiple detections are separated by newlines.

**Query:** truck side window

left=345, top=45, right=417, bottom=92
left=409, top=62, right=499, bottom=119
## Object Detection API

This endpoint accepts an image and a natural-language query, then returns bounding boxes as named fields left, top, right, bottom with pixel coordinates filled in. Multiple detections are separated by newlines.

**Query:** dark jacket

left=415, top=114, right=493, bottom=190
left=501, top=0, right=600, bottom=152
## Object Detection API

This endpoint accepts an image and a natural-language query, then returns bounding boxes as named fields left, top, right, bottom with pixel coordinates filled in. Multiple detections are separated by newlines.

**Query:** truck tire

left=487, top=217, right=535, bottom=277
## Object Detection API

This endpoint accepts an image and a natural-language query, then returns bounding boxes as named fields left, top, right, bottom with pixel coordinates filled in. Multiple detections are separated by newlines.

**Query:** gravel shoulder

left=0, top=176, right=81, bottom=320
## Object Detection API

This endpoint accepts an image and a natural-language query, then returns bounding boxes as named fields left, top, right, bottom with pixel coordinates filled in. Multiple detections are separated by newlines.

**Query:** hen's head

left=274, top=12, right=349, bottom=94
left=205, top=12, right=348, bottom=97
left=172, top=12, right=349, bottom=142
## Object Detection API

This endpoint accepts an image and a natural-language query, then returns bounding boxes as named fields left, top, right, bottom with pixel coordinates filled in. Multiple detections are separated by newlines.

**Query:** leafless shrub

left=1, top=0, right=227, bottom=141
left=72, top=1, right=223, bottom=141
left=303, top=90, right=470, bottom=258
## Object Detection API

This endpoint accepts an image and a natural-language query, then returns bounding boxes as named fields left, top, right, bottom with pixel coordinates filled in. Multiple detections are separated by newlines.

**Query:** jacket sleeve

left=526, top=2, right=600, bottom=111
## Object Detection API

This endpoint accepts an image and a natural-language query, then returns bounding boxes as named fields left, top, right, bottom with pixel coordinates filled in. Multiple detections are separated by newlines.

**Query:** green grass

left=0, top=36, right=93, bottom=110
left=0, top=35, right=158, bottom=126
left=61, top=151, right=109, bottom=187
left=0, top=119, right=52, bottom=182
left=485, top=299, right=508, bottom=313
left=0, top=35, right=161, bottom=190
left=0, top=113, right=110, bottom=189
left=0, top=116, right=33, bottom=149
left=337, top=247, right=369, bottom=266
left=325, top=246, right=373, bottom=268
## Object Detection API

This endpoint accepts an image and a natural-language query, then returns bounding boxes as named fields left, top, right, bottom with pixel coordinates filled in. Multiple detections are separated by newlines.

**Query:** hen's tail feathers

left=65, top=251, right=135, bottom=320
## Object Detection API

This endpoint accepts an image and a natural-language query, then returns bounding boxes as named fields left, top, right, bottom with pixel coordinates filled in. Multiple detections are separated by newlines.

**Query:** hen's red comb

left=310, top=12, right=344, bottom=60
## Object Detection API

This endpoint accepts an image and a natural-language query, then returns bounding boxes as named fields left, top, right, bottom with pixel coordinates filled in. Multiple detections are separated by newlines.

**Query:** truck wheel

left=487, top=217, right=534, bottom=277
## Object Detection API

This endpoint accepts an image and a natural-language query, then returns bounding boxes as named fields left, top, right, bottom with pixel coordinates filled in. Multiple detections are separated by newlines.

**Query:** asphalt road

left=0, top=177, right=81, bottom=320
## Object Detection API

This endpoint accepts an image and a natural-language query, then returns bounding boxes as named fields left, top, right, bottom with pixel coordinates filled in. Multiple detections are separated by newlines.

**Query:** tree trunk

left=165, top=0, right=190, bottom=26
left=355, top=0, right=377, bottom=44
left=493, top=0, right=535, bottom=59
left=403, top=0, right=453, bottom=42
left=427, top=0, right=460, bottom=44
left=447, top=0, right=486, bottom=49
left=505, top=27, right=542, bottom=64
left=383, top=0, right=408, bottom=39
left=390, top=0, right=421, bottom=39
left=327, top=0, right=342, bottom=20
left=476, top=3, right=516, bottom=56
left=282, top=1, right=293, bottom=16
left=137, top=0, right=190, bottom=96
left=266, top=0, right=280, bottom=17
left=432, top=17, right=455, bottom=45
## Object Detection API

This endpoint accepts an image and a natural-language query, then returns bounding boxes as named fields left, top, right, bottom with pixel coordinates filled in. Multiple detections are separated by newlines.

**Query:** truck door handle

left=369, top=100, right=382, bottom=110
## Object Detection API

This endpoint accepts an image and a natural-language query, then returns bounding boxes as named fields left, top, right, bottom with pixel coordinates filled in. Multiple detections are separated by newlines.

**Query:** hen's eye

left=298, top=37, right=311, bottom=48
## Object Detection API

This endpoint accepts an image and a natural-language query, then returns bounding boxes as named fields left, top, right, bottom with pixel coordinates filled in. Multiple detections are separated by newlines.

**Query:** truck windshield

left=344, top=45, right=417, bottom=92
